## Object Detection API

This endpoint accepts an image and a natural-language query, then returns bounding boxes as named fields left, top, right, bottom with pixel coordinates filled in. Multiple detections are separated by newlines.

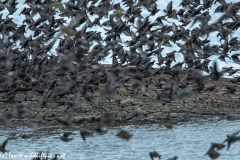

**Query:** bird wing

left=1, top=139, right=8, bottom=150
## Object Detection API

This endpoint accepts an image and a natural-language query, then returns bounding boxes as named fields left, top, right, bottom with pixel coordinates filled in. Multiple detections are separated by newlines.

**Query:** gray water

left=0, top=120, right=239, bottom=160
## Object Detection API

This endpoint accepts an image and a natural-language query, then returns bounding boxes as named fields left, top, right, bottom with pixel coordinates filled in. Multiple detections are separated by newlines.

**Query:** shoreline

left=0, top=65, right=240, bottom=129
left=1, top=113, right=240, bottom=130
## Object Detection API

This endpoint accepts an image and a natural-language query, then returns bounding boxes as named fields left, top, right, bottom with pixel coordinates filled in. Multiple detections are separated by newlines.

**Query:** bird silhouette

left=116, top=130, right=132, bottom=140
left=0, top=139, right=8, bottom=153
left=60, top=132, right=73, bottom=142
left=80, top=129, right=93, bottom=141
left=149, top=151, right=161, bottom=160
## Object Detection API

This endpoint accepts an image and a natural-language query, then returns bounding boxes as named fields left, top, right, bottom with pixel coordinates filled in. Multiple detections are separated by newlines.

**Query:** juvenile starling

left=116, top=130, right=132, bottom=140
left=60, top=132, right=73, bottom=142
left=80, top=129, right=93, bottom=141
left=149, top=151, right=161, bottom=160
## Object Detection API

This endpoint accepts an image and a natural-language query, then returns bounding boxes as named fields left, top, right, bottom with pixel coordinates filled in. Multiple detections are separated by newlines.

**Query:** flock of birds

left=0, top=0, right=240, bottom=159
left=1, top=0, right=240, bottom=104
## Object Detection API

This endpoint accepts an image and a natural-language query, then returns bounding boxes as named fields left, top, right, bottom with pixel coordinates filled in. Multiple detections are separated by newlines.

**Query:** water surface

left=0, top=120, right=239, bottom=160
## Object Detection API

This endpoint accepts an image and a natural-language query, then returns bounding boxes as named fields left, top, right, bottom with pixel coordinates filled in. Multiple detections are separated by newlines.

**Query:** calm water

left=0, top=120, right=239, bottom=160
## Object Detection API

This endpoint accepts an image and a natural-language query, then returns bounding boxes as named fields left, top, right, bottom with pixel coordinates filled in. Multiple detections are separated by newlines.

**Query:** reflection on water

left=0, top=120, right=239, bottom=160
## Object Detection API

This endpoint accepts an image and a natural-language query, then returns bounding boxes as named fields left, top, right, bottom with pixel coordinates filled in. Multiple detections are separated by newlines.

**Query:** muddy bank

left=0, top=65, right=240, bottom=128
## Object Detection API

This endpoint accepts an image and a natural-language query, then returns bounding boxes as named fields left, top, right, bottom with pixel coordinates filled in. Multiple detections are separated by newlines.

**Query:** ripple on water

left=0, top=120, right=239, bottom=160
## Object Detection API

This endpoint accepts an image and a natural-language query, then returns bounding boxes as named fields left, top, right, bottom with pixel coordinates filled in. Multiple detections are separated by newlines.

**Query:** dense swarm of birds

left=0, top=0, right=240, bottom=105
left=0, top=0, right=240, bottom=159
